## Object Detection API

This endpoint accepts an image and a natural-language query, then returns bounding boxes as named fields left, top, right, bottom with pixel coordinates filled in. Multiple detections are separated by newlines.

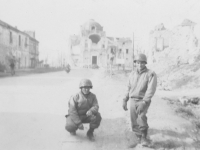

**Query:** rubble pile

left=148, top=19, right=200, bottom=90
left=151, top=55, right=200, bottom=90
left=149, top=19, right=200, bottom=66
left=178, top=96, right=200, bottom=106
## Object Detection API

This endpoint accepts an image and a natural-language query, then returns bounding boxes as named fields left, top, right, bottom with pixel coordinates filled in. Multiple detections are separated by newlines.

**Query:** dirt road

left=63, top=69, right=199, bottom=150
left=0, top=68, right=199, bottom=150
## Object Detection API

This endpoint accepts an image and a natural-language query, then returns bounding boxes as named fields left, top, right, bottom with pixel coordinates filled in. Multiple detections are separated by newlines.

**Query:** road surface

left=0, top=68, right=197, bottom=150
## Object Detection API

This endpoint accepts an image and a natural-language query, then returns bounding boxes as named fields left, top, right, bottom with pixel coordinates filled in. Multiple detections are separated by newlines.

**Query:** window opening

left=19, top=35, right=21, bottom=46
left=9, top=32, right=13, bottom=44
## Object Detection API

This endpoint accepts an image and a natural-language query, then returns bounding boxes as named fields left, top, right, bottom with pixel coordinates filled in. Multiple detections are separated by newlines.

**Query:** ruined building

left=68, top=19, right=133, bottom=68
left=148, top=19, right=199, bottom=65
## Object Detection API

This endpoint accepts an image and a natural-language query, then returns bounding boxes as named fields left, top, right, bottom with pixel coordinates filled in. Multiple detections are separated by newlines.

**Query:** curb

left=0, top=68, right=64, bottom=78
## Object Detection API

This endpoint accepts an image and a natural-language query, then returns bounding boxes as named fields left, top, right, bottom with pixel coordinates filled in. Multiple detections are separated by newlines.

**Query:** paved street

left=0, top=68, right=195, bottom=150
left=0, top=68, right=100, bottom=150
left=0, top=68, right=129, bottom=150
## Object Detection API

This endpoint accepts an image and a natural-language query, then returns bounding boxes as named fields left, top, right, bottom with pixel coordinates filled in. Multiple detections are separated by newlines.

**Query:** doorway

left=92, top=56, right=97, bottom=65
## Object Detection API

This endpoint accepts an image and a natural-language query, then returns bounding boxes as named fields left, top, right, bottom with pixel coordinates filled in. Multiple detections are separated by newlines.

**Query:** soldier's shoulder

left=130, top=70, right=135, bottom=74
left=89, top=92, right=96, bottom=97
left=71, top=92, right=80, bottom=100
left=129, top=70, right=136, bottom=76
left=147, top=69, right=157, bottom=77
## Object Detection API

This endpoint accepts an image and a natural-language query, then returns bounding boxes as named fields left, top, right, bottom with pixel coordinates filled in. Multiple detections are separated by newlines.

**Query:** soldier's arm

left=143, top=71, right=157, bottom=103
left=68, top=95, right=82, bottom=126
left=88, top=95, right=99, bottom=115
left=123, top=73, right=132, bottom=102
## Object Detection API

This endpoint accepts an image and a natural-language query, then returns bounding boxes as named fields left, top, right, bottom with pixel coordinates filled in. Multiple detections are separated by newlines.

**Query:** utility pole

left=132, top=32, right=135, bottom=71
left=133, top=32, right=134, bottom=57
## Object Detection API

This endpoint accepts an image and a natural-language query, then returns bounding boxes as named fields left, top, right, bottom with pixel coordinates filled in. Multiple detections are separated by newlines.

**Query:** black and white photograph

left=0, top=0, right=200, bottom=149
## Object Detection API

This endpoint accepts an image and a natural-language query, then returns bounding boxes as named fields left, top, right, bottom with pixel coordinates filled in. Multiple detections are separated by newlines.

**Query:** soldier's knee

left=65, top=117, right=77, bottom=132
left=96, top=113, right=102, bottom=122
left=95, top=113, right=102, bottom=126
left=65, top=124, right=77, bottom=132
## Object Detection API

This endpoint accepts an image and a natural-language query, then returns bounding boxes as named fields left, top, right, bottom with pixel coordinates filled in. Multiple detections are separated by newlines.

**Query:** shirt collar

left=80, top=90, right=90, bottom=97
left=136, top=66, right=147, bottom=74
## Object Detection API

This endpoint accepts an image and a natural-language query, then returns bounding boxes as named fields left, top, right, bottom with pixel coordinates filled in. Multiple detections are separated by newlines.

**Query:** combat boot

left=141, top=129, right=151, bottom=147
left=141, top=138, right=151, bottom=147
left=136, top=134, right=142, bottom=144
left=127, top=134, right=141, bottom=148
left=70, top=131, right=76, bottom=136
left=87, top=128, right=95, bottom=141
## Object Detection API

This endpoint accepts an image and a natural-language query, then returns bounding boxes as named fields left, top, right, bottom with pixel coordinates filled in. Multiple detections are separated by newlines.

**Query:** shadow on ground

left=148, top=128, right=200, bottom=149
left=95, top=118, right=130, bottom=150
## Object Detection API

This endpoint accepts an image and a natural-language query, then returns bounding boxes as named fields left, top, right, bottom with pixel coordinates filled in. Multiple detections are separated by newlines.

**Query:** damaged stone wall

left=149, top=20, right=200, bottom=65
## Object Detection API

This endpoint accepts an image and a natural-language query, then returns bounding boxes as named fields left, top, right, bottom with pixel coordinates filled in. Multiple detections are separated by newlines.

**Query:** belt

left=130, top=97, right=143, bottom=101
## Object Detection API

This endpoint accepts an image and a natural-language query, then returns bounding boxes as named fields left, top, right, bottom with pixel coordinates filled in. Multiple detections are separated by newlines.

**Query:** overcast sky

left=0, top=0, right=200, bottom=61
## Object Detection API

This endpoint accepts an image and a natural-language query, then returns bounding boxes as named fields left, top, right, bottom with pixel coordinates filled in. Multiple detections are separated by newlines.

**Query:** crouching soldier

left=65, top=79, right=102, bottom=141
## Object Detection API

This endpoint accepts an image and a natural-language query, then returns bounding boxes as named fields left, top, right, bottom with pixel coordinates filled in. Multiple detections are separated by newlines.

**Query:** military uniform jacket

left=68, top=91, right=99, bottom=126
left=124, top=67, right=157, bottom=103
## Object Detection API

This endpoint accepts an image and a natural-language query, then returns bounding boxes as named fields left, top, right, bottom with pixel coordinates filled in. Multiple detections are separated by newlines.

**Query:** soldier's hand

left=90, top=114, right=96, bottom=121
left=86, top=110, right=93, bottom=117
left=123, top=101, right=128, bottom=111
left=78, top=124, right=84, bottom=130
left=137, top=101, right=146, bottom=114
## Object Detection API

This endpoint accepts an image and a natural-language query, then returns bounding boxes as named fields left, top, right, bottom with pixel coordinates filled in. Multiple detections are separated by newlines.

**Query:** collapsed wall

left=149, top=19, right=200, bottom=66
left=148, top=20, right=200, bottom=90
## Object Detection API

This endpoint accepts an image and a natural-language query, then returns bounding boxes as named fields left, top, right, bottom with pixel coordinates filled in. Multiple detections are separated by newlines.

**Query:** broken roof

left=107, top=37, right=114, bottom=41
left=181, top=19, right=196, bottom=26
left=117, top=38, right=132, bottom=43
left=82, top=19, right=103, bottom=31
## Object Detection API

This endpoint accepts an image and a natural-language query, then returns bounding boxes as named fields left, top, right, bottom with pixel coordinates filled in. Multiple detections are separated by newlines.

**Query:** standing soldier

left=10, top=57, right=15, bottom=76
left=65, top=79, right=102, bottom=141
left=65, top=63, right=71, bottom=73
left=122, top=53, right=157, bottom=147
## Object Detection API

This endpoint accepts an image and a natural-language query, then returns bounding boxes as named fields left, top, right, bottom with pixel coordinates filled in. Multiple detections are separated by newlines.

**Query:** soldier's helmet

left=79, top=79, right=93, bottom=89
left=133, top=53, right=147, bottom=64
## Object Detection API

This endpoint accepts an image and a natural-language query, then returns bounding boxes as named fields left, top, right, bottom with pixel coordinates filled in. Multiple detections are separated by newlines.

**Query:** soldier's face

left=81, top=86, right=91, bottom=95
left=135, top=61, right=146, bottom=71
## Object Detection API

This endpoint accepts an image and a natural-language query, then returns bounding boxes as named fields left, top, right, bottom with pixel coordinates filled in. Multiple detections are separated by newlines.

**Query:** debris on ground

left=178, top=96, right=200, bottom=106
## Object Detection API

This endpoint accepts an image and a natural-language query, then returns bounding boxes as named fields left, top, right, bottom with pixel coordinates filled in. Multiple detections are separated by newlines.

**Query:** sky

left=1, top=0, right=200, bottom=63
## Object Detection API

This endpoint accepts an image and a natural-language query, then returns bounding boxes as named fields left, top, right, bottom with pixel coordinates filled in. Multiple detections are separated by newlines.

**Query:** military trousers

left=65, top=112, right=102, bottom=132
left=130, top=99, right=150, bottom=136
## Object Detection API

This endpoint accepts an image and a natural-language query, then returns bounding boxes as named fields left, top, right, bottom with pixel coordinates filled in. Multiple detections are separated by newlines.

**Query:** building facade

left=24, top=31, right=39, bottom=68
left=148, top=19, right=199, bottom=64
left=0, top=20, right=39, bottom=71
left=68, top=19, right=133, bottom=68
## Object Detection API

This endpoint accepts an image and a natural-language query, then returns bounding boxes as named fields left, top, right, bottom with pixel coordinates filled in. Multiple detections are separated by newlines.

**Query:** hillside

left=148, top=51, right=200, bottom=90
left=147, top=20, right=200, bottom=91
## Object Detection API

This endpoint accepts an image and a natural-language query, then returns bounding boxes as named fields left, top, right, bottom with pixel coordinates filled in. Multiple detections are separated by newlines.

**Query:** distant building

left=0, top=19, right=39, bottom=70
left=149, top=19, right=198, bottom=64
left=180, top=19, right=196, bottom=31
left=115, top=38, right=133, bottom=67
left=68, top=19, right=133, bottom=68
left=24, top=31, right=39, bottom=68
left=149, top=23, right=171, bottom=53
